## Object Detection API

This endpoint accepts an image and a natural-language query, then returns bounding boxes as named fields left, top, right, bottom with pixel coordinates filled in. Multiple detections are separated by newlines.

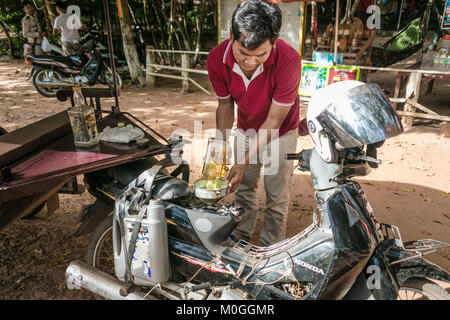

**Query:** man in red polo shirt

left=207, top=0, right=301, bottom=246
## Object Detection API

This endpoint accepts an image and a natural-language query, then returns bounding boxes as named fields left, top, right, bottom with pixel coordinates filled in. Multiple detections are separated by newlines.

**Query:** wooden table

left=392, top=67, right=450, bottom=131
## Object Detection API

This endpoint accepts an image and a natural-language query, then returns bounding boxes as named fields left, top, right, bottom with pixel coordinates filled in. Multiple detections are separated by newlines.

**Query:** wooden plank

left=300, top=60, right=450, bottom=76
left=405, top=99, right=439, bottom=116
left=396, top=111, right=450, bottom=122
left=145, top=48, right=209, bottom=56
left=181, top=53, right=189, bottom=94
left=440, top=122, right=450, bottom=138
left=145, top=46, right=156, bottom=86
left=402, top=72, right=422, bottom=129
left=393, top=74, right=404, bottom=110
left=188, top=78, right=212, bottom=96
left=146, top=63, right=208, bottom=75
left=0, top=111, right=71, bottom=168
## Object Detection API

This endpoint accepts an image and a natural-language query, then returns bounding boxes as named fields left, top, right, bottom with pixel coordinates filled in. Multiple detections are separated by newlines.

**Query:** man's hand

left=226, top=164, right=247, bottom=194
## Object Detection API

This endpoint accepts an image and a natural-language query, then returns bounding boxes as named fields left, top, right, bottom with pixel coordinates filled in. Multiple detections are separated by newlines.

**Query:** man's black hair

left=55, top=1, right=67, bottom=10
left=23, top=1, right=34, bottom=8
left=231, top=0, right=282, bottom=50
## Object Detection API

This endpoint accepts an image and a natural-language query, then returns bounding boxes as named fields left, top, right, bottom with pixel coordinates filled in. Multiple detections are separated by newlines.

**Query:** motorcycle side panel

left=165, top=204, right=204, bottom=246
left=168, top=238, right=233, bottom=285
left=317, top=189, right=378, bottom=299
left=343, top=247, right=399, bottom=300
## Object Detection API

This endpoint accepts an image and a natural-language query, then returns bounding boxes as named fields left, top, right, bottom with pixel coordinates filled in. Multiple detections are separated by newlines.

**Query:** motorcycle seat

left=28, top=55, right=84, bottom=68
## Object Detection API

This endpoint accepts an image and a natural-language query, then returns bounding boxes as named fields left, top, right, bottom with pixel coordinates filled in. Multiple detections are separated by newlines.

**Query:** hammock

left=371, top=17, right=424, bottom=67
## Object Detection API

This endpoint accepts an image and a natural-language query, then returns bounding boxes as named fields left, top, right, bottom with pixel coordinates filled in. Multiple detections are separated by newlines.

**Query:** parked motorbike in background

left=65, top=81, right=450, bottom=300
left=26, top=27, right=123, bottom=97
left=44, top=25, right=130, bottom=76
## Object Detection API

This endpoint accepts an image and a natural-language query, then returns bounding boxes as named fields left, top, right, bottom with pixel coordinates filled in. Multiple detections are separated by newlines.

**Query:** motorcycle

left=26, top=30, right=123, bottom=98
left=45, top=26, right=130, bottom=77
left=65, top=81, right=450, bottom=300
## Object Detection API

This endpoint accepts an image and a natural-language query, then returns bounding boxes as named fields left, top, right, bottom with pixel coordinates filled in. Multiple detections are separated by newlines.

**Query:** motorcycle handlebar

left=285, top=149, right=312, bottom=172
left=285, top=153, right=300, bottom=160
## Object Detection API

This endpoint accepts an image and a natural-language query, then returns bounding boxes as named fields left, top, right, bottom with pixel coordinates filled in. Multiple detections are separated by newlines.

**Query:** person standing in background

left=53, top=1, right=80, bottom=56
left=22, top=1, right=47, bottom=57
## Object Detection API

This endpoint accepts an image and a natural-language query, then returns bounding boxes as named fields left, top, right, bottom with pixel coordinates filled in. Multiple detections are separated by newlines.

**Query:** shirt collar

left=223, top=39, right=277, bottom=69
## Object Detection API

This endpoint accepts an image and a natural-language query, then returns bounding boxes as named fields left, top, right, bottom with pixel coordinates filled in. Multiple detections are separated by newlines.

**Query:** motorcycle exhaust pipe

left=65, top=260, right=154, bottom=300
left=34, top=79, right=75, bottom=88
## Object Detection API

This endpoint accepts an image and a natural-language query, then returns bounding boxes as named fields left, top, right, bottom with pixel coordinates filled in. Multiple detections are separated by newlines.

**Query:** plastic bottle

left=202, top=137, right=227, bottom=180
left=145, top=199, right=170, bottom=283
left=67, top=87, right=99, bottom=148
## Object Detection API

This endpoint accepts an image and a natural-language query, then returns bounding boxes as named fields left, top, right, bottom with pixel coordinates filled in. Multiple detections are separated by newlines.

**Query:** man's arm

left=53, top=17, right=60, bottom=35
left=216, top=97, right=234, bottom=141
left=227, top=102, right=291, bottom=193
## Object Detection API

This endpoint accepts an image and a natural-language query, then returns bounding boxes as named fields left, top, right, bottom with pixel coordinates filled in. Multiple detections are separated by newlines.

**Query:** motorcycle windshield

left=316, top=83, right=404, bottom=148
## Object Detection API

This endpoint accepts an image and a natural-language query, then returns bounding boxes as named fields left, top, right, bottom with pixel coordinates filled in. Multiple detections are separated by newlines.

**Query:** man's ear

left=229, top=28, right=233, bottom=41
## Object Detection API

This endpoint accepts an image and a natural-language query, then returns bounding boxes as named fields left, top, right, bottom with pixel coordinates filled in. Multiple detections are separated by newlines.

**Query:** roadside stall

left=298, top=0, right=450, bottom=131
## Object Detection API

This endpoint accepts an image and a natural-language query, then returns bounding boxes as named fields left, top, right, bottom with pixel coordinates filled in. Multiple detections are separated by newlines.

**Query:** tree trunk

left=144, top=0, right=164, bottom=63
left=343, top=0, right=352, bottom=23
left=117, top=0, right=144, bottom=85
left=0, top=19, right=14, bottom=58
left=151, top=0, right=172, bottom=65
left=40, top=0, right=56, bottom=32
left=349, top=0, right=361, bottom=20
left=175, top=2, right=192, bottom=51
left=192, top=0, right=208, bottom=67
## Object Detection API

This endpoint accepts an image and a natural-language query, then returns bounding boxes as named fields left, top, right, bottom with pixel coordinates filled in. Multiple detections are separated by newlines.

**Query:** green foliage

left=0, top=0, right=218, bottom=60
left=0, top=0, right=25, bottom=35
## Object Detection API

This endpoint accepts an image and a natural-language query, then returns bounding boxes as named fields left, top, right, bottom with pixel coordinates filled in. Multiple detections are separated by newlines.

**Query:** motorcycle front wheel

left=32, top=67, right=65, bottom=97
left=398, top=278, right=450, bottom=300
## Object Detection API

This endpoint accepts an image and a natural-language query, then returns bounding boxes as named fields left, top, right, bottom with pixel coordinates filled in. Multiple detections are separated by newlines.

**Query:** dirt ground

left=0, top=56, right=449, bottom=300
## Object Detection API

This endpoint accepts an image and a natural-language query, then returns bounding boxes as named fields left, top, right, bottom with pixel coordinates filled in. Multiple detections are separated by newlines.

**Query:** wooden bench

left=0, top=111, right=71, bottom=169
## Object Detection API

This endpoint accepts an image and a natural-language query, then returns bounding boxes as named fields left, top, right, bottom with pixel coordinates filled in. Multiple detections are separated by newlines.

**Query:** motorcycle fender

left=386, top=247, right=450, bottom=285
left=27, top=66, right=38, bottom=80
left=72, top=199, right=113, bottom=237
left=344, top=248, right=399, bottom=300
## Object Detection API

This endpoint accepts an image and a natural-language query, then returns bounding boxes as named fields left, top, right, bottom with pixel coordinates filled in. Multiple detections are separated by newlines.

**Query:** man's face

left=23, top=4, right=34, bottom=15
left=56, top=6, right=64, bottom=14
left=231, top=35, right=273, bottom=75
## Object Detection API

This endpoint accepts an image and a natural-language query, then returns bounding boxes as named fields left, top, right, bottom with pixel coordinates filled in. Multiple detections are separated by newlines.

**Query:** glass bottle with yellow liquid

left=202, top=137, right=227, bottom=180
left=67, top=87, right=99, bottom=148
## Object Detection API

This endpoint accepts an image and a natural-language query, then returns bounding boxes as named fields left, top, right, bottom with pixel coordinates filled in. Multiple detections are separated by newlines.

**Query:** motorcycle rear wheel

left=85, top=214, right=115, bottom=276
left=32, top=67, right=65, bottom=97
left=85, top=214, right=114, bottom=300
left=398, top=278, right=450, bottom=300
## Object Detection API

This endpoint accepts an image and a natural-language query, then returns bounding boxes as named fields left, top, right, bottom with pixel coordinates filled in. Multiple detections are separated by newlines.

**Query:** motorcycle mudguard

left=27, top=66, right=37, bottom=80
left=343, top=247, right=399, bottom=300
left=385, top=246, right=450, bottom=285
